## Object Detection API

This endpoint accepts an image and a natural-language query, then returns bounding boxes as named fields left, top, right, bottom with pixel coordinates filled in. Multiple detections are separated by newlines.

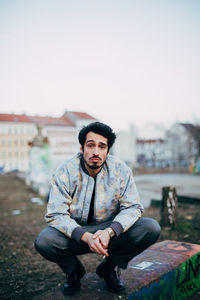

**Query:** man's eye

left=87, top=144, right=94, bottom=148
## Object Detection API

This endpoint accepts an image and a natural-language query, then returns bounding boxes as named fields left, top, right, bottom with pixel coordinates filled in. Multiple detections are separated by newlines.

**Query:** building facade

left=136, top=138, right=166, bottom=168
left=0, top=114, right=36, bottom=172
left=0, top=112, right=96, bottom=173
left=165, top=123, right=200, bottom=170
left=113, top=126, right=137, bottom=167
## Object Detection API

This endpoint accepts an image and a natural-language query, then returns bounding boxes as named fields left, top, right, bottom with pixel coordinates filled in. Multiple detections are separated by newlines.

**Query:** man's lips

left=89, top=157, right=101, bottom=161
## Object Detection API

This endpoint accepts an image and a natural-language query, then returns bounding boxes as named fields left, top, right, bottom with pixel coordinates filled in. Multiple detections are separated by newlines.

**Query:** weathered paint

left=126, top=240, right=200, bottom=300
left=128, top=270, right=176, bottom=300
left=174, top=252, right=200, bottom=299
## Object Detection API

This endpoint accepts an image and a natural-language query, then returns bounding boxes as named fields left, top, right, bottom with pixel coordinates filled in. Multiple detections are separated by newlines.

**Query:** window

left=2, top=127, right=8, bottom=134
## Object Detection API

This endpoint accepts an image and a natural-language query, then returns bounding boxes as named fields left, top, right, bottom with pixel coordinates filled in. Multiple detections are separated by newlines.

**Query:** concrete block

left=125, top=240, right=200, bottom=300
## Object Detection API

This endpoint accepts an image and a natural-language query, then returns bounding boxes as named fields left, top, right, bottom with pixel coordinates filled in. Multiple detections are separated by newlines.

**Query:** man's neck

left=84, top=164, right=101, bottom=178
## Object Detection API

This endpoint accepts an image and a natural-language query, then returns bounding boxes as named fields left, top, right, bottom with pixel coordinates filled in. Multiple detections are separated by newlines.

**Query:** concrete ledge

left=126, top=240, right=200, bottom=300
left=33, top=240, right=200, bottom=300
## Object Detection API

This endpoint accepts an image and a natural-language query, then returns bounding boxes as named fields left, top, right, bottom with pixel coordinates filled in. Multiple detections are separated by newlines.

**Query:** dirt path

left=0, top=174, right=200, bottom=299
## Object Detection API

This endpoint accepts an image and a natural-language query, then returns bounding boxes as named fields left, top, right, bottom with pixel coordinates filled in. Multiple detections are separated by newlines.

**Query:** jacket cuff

left=110, top=221, right=123, bottom=237
left=71, top=227, right=87, bottom=242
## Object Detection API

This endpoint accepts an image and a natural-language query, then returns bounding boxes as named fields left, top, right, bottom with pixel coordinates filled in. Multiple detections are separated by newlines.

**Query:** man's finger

left=90, top=245, right=102, bottom=255
left=95, top=241, right=109, bottom=256
left=102, top=241, right=108, bottom=248
left=98, top=233, right=110, bottom=248
left=92, top=230, right=102, bottom=239
left=98, top=236, right=108, bottom=248
left=91, top=242, right=108, bottom=256
left=91, top=238, right=108, bottom=256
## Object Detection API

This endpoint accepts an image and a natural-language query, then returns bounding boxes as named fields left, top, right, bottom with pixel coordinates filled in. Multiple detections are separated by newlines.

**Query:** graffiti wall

left=127, top=241, right=200, bottom=300
left=175, top=253, right=200, bottom=299
left=26, top=143, right=53, bottom=196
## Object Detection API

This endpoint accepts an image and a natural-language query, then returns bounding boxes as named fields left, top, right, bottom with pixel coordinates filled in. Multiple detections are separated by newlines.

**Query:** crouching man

left=35, top=122, right=161, bottom=295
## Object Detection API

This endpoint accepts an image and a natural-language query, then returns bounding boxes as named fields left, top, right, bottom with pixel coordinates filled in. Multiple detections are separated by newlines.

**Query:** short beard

left=84, top=159, right=104, bottom=170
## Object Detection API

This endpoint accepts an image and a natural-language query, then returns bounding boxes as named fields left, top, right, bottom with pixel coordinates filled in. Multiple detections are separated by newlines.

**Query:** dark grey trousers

left=35, top=217, right=161, bottom=275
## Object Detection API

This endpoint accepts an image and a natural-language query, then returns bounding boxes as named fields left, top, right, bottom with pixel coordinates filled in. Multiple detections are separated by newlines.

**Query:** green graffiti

left=128, top=252, right=200, bottom=300
left=173, top=253, right=200, bottom=299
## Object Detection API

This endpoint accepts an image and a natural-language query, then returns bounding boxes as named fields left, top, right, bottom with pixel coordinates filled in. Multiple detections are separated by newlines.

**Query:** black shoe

left=63, top=260, right=86, bottom=295
left=96, top=259, right=125, bottom=293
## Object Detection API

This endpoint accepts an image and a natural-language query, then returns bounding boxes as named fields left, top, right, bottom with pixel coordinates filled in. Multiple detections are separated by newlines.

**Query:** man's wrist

left=81, top=231, right=92, bottom=243
left=106, top=227, right=115, bottom=238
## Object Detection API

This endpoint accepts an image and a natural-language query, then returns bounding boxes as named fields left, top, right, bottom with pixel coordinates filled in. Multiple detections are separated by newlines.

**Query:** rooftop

left=180, top=123, right=200, bottom=138
left=0, top=111, right=96, bottom=126
left=28, top=115, right=74, bottom=126
left=137, top=139, right=165, bottom=144
left=67, top=111, right=96, bottom=120
left=0, top=113, right=32, bottom=123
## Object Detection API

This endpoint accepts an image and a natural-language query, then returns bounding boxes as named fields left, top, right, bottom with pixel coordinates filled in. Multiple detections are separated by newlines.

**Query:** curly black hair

left=78, top=122, right=116, bottom=150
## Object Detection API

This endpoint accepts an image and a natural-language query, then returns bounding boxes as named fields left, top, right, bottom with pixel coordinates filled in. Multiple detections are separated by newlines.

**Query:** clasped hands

left=81, top=229, right=110, bottom=256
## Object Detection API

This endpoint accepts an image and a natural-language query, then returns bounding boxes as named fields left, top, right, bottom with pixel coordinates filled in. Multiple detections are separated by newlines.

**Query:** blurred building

left=0, top=114, right=36, bottom=172
left=134, top=122, right=167, bottom=168
left=28, top=115, right=77, bottom=168
left=113, top=126, right=137, bottom=167
left=135, top=122, right=200, bottom=171
left=136, top=122, right=166, bottom=140
left=0, top=111, right=97, bottom=173
left=165, top=123, right=200, bottom=170
left=63, top=111, right=97, bottom=130
left=136, top=138, right=166, bottom=168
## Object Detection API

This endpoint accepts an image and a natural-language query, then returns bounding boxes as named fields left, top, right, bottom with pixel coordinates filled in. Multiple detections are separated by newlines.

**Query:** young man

left=35, top=122, right=161, bottom=295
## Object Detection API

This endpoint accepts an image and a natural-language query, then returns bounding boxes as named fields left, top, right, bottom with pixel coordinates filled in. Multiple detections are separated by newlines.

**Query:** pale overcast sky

left=0, top=0, right=200, bottom=132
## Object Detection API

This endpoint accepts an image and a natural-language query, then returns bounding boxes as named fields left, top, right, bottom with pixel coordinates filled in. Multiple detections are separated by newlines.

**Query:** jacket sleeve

left=45, top=171, right=81, bottom=238
left=113, top=167, right=144, bottom=232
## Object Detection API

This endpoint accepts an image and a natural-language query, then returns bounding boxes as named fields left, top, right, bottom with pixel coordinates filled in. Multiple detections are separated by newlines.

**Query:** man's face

left=81, top=132, right=108, bottom=171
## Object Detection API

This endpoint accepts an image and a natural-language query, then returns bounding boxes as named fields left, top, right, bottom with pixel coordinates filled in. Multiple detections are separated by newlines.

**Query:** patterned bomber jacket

left=45, top=153, right=144, bottom=239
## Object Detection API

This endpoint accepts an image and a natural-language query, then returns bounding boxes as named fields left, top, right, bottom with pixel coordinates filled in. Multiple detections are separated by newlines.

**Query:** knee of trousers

left=35, top=226, right=69, bottom=256
left=126, top=218, right=161, bottom=245
left=141, top=218, right=161, bottom=243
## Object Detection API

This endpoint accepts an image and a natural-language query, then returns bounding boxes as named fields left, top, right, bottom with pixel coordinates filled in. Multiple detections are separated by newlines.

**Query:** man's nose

left=93, top=147, right=99, bottom=155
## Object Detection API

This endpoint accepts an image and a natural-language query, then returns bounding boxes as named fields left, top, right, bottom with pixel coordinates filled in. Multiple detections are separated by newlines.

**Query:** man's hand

left=92, top=229, right=110, bottom=249
left=81, top=232, right=109, bottom=256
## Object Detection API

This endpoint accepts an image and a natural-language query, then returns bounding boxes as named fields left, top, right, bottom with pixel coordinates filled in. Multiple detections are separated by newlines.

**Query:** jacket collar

left=80, top=155, right=89, bottom=175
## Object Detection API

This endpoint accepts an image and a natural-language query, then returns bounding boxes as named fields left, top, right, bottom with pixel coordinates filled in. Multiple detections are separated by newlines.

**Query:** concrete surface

left=134, top=174, right=200, bottom=207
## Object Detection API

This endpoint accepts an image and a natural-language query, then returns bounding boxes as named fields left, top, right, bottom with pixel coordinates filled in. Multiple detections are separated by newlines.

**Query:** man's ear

left=80, top=146, right=83, bottom=154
